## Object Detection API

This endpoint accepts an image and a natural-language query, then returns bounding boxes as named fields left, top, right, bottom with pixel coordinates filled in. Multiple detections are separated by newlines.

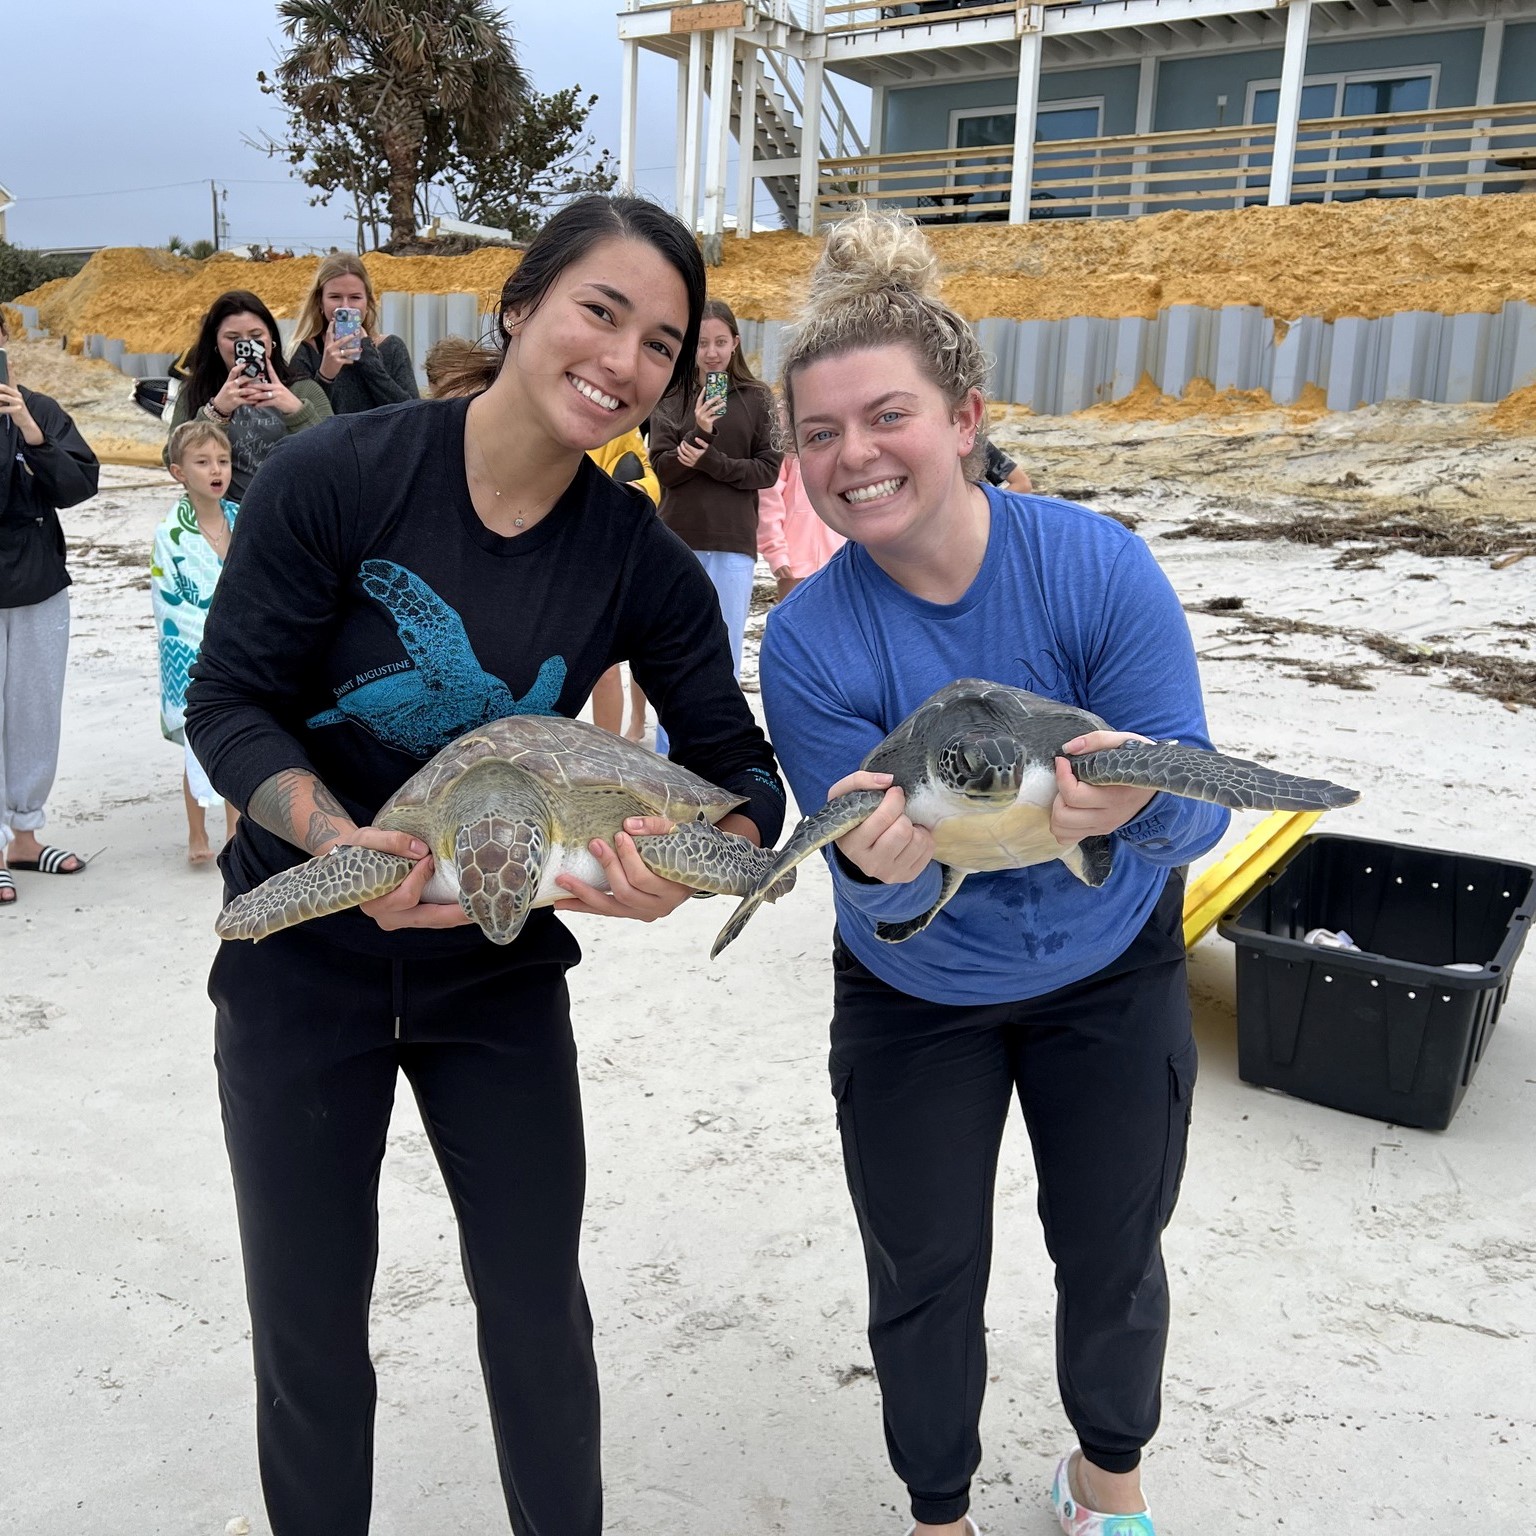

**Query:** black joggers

left=828, top=877, right=1197, bottom=1528
left=210, top=926, right=598, bottom=1536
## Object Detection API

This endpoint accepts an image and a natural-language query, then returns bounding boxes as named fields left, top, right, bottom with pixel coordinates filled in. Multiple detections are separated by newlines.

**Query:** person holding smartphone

left=288, top=254, right=419, bottom=413
left=165, top=291, right=331, bottom=502
left=184, top=195, right=784, bottom=1536
left=648, top=298, right=780, bottom=755
left=0, top=313, right=101, bottom=903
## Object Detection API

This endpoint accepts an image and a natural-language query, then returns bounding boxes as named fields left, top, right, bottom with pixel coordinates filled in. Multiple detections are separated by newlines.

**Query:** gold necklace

left=469, top=432, right=526, bottom=529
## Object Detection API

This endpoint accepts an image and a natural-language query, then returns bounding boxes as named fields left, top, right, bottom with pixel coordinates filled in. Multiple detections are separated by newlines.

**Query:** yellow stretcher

left=1182, top=810, right=1322, bottom=950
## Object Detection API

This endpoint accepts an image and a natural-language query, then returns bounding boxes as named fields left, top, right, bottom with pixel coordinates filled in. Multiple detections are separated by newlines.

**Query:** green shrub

left=0, top=242, right=90, bottom=305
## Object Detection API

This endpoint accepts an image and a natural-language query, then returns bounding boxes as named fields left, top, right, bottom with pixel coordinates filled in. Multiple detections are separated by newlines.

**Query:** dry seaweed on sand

left=1195, top=609, right=1535, bottom=708
left=1164, top=508, right=1532, bottom=566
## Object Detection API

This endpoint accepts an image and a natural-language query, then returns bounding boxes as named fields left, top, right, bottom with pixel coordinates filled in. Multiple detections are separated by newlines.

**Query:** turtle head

left=936, top=730, right=1022, bottom=802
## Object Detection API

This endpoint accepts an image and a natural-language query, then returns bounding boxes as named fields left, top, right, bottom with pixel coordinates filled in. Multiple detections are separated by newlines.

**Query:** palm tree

left=273, top=0, right=528, bottom=246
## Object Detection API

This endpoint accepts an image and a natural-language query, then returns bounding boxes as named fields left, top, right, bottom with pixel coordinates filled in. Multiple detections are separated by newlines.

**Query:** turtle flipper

left=1060, top=834, right=1113, bottom=887
left=874, top=864, right=967, bottom=944
left=711, top=790, right=886, bottom=959
left=215, top=846, right=414, bottom=941
left=634, top=820, right=796, bottom=899
left=1070, top=743, right=1358, bottom=812
left=455, top=817, right=546, bottom=945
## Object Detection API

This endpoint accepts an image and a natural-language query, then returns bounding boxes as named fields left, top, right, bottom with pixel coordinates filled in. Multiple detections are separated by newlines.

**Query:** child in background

left=152, top=421, right=239, bottom=864
left=757, top=420, right=847, bottom=601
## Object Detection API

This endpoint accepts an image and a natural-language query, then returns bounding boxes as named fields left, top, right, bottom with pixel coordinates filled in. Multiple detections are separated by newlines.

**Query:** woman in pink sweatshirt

left=756, top=449, right=847, bottom=600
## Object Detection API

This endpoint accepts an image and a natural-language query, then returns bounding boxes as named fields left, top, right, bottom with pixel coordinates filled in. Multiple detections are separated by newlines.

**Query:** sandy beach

left=3, top=388, right=1534, bottom=1533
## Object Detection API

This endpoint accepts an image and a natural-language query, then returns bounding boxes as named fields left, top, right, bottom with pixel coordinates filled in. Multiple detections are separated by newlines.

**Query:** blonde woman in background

left=288, top=253, right=419, bottom=413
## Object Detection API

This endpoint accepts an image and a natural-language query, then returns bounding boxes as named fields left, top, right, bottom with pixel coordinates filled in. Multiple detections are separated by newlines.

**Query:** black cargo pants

left=828, top=877, right=1196, bottom=1527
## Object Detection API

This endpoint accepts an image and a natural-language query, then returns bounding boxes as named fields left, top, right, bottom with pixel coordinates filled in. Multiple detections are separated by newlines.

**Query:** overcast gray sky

left=0, top=0, right=688, bottom=251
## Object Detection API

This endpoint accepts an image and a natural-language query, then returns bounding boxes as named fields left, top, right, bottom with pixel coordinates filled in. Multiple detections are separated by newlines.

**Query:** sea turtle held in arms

left=711, top=679, right=1357, bottom=957
left=216, top=715, right=792, bottom=946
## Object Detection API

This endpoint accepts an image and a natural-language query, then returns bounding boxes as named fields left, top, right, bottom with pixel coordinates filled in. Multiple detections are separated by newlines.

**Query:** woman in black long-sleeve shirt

left=0, top=315, right=100, bottom=900
left=185, top=196, right=784, bottom=1536
left=286, top=252, right=419, bottom=413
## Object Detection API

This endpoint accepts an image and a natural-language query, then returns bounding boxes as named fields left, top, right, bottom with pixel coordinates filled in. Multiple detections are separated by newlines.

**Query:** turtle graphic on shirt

left=306, top=560, right=565, bottom=757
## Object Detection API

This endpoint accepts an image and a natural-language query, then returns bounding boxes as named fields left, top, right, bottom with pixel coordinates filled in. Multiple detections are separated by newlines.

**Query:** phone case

left=234, top=338, right=267, bottom=378
left=333, top=308, right=363, bottom=342
left=0, top=348, right=9, bottom=388
left=704, top=371, right=729, bottom=406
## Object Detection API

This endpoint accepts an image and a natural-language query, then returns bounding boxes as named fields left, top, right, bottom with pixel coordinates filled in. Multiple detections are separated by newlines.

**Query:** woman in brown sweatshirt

left=649, top=300, right=781, bottom=752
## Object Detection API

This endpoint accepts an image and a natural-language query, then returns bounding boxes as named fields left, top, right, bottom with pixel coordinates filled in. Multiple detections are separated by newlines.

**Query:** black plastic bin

left=1218, top=834, right=1534, bottom=1130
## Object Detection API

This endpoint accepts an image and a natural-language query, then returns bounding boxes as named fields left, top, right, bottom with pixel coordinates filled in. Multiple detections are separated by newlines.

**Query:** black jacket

left=288, top=334, right=419, bottom=415
left=0, top=387, right=100, bottom=608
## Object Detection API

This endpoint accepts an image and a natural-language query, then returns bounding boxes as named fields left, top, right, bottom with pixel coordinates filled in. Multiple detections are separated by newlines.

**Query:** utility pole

left=210, top=179, right=220, bottom=251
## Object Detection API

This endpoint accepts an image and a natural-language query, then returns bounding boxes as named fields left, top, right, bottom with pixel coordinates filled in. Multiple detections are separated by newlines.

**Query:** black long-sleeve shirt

left=186, top=395, right=785, bottom=957
left=0, top=387, right=101, bottom=607
left=288, top=333, right=419, bottom=414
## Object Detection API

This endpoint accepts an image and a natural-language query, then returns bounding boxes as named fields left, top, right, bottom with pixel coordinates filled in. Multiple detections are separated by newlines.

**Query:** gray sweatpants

left=0, top=588, right=70, bottom=850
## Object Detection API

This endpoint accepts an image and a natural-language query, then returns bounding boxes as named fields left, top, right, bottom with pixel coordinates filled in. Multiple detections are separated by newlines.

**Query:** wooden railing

left=816, top=99, right=1536, bottom=220
left=824, top=0, right=1024, bottom=36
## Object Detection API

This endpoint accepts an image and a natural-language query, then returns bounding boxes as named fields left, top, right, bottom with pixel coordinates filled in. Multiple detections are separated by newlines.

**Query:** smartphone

left=333, top=306, right=363, bottom=350
left=703, top=371, right=729, bottom=410
left=0, top=348, right=9, bottom=388
left=233, top=337, right=267, bottom=379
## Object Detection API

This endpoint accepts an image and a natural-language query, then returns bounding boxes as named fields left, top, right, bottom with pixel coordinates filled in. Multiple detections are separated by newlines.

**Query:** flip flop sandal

left=8, top=846, right=85, bottom=875
left=0, top=870, right=16, bottom=903
left=1051, top=1450, right=1156, bottom=1535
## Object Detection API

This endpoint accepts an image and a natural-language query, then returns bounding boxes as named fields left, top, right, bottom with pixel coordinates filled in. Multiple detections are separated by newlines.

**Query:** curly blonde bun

left=808, top=210, right=940, bottom=308
left=782, top=208, right=988, bottom=478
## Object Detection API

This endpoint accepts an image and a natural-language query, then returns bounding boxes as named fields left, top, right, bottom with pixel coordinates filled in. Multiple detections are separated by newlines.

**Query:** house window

left=948, top=98, right=1105, bottom=218
left=1243, top=68, right=1439, bottom=203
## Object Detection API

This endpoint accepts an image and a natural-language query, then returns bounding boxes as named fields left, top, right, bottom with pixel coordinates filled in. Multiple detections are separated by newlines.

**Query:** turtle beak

left=945, top=734, right=1022, bottom=799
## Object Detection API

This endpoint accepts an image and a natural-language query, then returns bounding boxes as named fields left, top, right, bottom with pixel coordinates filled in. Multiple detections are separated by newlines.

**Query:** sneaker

left=1051, top=1450, right=1156, bottom=1535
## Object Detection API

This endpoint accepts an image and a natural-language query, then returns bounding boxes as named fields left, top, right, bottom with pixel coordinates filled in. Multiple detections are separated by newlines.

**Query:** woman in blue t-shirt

left=758, top=213, right=1229, bottom=1536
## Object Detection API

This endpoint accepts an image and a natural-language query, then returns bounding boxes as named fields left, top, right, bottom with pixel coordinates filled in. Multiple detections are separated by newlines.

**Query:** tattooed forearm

left=248, top=768, right=358, bottom=855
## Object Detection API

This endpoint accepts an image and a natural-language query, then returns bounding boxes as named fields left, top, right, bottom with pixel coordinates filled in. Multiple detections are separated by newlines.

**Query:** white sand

left=2, top=439, right=1533, bottom=1534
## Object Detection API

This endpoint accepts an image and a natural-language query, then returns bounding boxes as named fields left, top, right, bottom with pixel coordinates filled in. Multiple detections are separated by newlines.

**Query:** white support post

left=1128, top=55, right=1156, bottom=216
left=675, top=57, right=691, bottom=214
left=1008, top=28, right=1044, bottom=224
left=1268, top=0, right=1314, bottom=207
left=702, top=26, right=735, bottom=253
left=737, top=46, right=760, bottom=238
left=681, top=30, right=708, bottom=230
left=1466, top=17, right=1506, bottom=196
left=619, top=39, right=640, bottom=191
left=869, top=85, right=886, bottom=156
left=797, top=51, right=825, bottom=235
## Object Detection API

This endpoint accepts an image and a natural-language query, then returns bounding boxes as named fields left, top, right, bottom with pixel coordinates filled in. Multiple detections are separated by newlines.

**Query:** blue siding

left=1498, top=21, right=1536, bottom=102
left=883, top=63, right=1141, bottom=151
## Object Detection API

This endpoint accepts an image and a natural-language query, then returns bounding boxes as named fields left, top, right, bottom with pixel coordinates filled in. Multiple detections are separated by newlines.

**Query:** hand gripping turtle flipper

left=711, top=790, right=887, bottom=959
left=1070, top=743, right=1359, bottom=812
left=215, top=846, right=415, bottom=941
left=633, top=819, right=797, bottom=899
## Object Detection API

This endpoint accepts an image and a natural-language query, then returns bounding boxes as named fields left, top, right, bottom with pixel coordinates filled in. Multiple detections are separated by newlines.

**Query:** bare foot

left=623, top=718, right=645, bottom=742
left=188, top=839, right=215, bottom=866
left=913, top=1520, right=973, bottom=1536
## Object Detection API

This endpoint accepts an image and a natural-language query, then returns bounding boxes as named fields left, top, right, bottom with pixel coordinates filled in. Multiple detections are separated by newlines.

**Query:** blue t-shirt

left=760, top=485, right=1229, bottom=1006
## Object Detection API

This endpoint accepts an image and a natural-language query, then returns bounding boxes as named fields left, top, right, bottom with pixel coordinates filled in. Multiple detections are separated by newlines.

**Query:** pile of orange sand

left=1071, top=375, right=1332, bottom=423
left=16, top=196, right=1536, bottom=360
left=13, top=245, right=524, bottom=356
left=711, top=194, right=1536, bottom=324
left=1491, top=380, right=1536, bottom=431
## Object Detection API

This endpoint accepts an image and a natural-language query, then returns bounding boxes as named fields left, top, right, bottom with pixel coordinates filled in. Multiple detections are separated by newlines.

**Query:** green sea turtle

left=711, top=679, right=1357, bottom=957
left=216, top=715, right=791, bottom=946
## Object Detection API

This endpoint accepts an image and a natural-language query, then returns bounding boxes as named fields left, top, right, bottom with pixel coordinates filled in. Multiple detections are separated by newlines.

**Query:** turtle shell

left=377, top=715, right=746, bottom=826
